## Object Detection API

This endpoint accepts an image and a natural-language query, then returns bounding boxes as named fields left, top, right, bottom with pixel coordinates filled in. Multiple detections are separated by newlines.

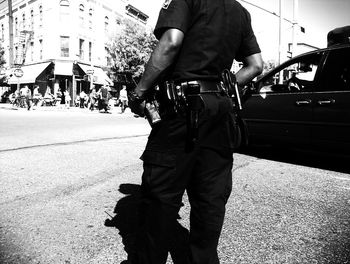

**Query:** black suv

left=237, top=43, right=350, bottom=153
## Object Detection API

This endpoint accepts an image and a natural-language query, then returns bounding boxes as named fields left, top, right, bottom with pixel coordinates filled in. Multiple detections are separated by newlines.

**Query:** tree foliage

left=262, top=59, right=277, bottom=75
left=0, top=44, right=6, bottom=69
left=107, top=19, right=158, bottom=80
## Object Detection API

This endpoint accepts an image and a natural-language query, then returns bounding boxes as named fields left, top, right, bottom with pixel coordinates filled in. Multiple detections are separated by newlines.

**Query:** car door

left=242, top=52, right=323, bottom=146
left=311, top=46, right=350, bottom=151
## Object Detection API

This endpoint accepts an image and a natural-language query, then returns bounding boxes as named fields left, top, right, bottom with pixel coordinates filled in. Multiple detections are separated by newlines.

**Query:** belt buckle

left=184, top=81, right=200, bottom=95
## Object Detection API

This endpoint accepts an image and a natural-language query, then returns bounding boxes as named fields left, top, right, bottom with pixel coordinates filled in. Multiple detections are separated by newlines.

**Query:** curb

left=0, top=103, right=134, bottom=115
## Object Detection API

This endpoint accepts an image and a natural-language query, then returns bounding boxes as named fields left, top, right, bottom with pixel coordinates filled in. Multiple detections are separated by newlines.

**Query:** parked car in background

left=236, top=43, right=350, bottom=154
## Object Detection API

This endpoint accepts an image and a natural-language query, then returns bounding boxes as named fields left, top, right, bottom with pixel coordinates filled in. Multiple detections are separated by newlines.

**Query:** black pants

left=136, top=93, right=236, bottom=264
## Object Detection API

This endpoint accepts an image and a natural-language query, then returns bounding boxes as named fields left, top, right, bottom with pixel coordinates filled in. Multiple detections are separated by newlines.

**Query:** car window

left=318, top=47, right=350, bottom=92
left=259, top=53, right=323, bottom=94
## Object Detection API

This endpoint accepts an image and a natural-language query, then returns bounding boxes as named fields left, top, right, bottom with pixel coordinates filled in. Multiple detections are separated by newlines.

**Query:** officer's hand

left=128, top=90, right=146, bottom=117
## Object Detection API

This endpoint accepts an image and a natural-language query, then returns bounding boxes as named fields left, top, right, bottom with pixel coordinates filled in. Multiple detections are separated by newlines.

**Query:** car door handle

left=317, top=99, right=335, bottom=105
left=295, top=99, right=311, bottom=106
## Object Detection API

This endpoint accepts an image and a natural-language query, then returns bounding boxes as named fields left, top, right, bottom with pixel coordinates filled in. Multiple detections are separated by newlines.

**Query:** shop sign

left=14, top=68, right=24, bottom=78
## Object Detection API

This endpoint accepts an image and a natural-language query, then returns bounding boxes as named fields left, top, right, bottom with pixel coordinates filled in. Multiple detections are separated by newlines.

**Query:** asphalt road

left=0, top=106, right=350, bottom=264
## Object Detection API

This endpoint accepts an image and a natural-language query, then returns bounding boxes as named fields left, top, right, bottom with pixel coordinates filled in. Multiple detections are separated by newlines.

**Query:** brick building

left=0, top=0, right=148, bottom=103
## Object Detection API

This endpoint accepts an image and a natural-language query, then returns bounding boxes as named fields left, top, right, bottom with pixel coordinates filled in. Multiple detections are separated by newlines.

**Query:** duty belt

left=161, top=80, right=223, bottom=152
left=164, top=80, right=222, bottom=113
left=165, top=80, right=222, bottom=97
left=181, top=80, right=222, bottom=93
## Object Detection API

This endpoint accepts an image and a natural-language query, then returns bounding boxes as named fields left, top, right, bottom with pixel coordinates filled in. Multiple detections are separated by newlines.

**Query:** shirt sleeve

left=154, top=0, right=191, bottom=40
left=235, top=7, right=261, bottom=62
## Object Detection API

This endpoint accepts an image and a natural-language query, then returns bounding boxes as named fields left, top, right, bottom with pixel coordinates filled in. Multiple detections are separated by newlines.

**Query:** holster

left=159, top=81, right=205, bottom=151
left=184, top=85, right=205, bottom=152
left=221, top=69, right=242, bottom=111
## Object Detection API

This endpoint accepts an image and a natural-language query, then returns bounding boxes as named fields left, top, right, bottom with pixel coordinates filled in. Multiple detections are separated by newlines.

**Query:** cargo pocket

left=140, top=150, right=177, bottom=190
left=140, top=150, right=176, bottom=168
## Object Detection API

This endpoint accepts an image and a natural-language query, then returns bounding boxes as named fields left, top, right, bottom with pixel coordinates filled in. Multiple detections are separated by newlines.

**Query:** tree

left=0, top=44, right=6, bottom=69
left=107, top=19, right=158, bottom=81
left=0, top=44, right=6, bottom=84
left=262, top=59, right=277, bottom=75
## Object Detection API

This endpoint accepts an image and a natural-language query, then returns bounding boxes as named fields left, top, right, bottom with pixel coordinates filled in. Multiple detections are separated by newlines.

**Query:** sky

left=129, top=0, right=350, bottom=60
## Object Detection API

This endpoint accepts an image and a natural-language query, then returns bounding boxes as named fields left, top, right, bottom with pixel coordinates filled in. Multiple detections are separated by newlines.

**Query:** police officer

left=129, top=0, right=263, bottom=263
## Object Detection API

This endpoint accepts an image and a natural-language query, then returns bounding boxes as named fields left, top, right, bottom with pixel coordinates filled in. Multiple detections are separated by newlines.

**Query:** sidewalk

left=0, top=102, right=132, bottom=115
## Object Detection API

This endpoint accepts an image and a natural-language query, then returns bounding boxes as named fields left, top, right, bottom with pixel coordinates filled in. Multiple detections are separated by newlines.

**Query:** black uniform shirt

left=154, top=0, right=261, bottom=82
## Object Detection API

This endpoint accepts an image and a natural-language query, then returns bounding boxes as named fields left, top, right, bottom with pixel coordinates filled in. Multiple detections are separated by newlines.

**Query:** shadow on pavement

left=240, top=145, right=350, bottom=174
left=105, top=183, right=141, bottom=264
left=105, top=183, right=190, bottom=264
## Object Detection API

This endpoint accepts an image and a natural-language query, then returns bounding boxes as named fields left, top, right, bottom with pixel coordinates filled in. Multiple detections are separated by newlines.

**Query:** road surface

left=0, top=107, right=349, bottom=263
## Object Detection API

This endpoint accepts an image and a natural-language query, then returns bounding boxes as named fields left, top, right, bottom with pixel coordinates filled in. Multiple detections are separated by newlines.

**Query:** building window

left=116, top=17, right=121, bottom=25
left=22, top=13, right=26, bottom=30
left=21, top=43, right=25, bottom=63
left=60, top=0, right=70, bottom=22
left=105, top=46, right=111, bottom=66
left=79, top=39, right=84, bottom=60
left=79, top=4, right=84, bottom=27
left=15, top=17, right=18, bottom=36
left=104, top=16, right=109, bottom=32
left=89, top=41, right=92, bottom=62
left=30, top=41, right=34, bottom=61
left=1, top=24, right=4, bottom=40
left=30, top=10, right=34, bottom=29
left=88, top=8, right=93, bottom=29
left=60, top=36, right=69, bottom=57
left=39, top=5, right=43, bottom=27
left=14, top=46, right=18, bottom=61
left=39, top=39, right=43, bottom=59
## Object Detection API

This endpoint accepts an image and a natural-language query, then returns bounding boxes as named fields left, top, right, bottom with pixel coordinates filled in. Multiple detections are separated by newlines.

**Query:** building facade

left=237, top=0, right=319, bottom=65
left=0, top=0, right=148, bottom=103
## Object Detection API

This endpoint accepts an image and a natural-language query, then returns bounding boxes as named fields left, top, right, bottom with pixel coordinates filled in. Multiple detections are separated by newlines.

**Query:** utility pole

left=8, top=0, right=14, bottom=68
left=89, top=42, right=94, bottom=91
left=278, top=0, right=283, bottom=66
left=292, top=0, right=299, bottom=57
left=278, top=0, right=283, bottom=83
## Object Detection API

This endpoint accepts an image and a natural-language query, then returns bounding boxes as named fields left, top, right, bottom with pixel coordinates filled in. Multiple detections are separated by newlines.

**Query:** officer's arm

left=235, top=53, right=263, bottom=86
left=135, top=29, right=184, bottom=97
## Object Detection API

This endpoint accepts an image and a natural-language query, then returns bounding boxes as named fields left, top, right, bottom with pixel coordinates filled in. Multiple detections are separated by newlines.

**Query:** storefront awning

left=7, top=62, right=51, bottom=84
left=54, top=61, right=73, bottom=76
left=77, top=63, right=113, bottom=86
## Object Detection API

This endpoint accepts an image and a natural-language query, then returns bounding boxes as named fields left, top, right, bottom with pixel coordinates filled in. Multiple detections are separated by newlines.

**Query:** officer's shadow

left=105, top=183, right=189, bottom=264
left=105, top=183, right=141, bottom=264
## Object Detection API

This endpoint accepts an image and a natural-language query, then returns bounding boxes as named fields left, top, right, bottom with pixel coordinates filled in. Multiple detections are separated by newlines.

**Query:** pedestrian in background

left=20, top=85, right=32, bottom=110
left=128, top=0, right=263, bottom=263
left=64, top=90, right=71, bottom=109
left=89, top=88, right=98, bottom=111
left=44, top=86, right=55, bottom=106
left=97, top=85, right=110, bottom=113
left=55, top=88, right=62, bottom=106
left=32, top=85, right=42, bottom=107
left=79, top=90, right=87, bottom=108
left=119, top=85, right=128, bottom=113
